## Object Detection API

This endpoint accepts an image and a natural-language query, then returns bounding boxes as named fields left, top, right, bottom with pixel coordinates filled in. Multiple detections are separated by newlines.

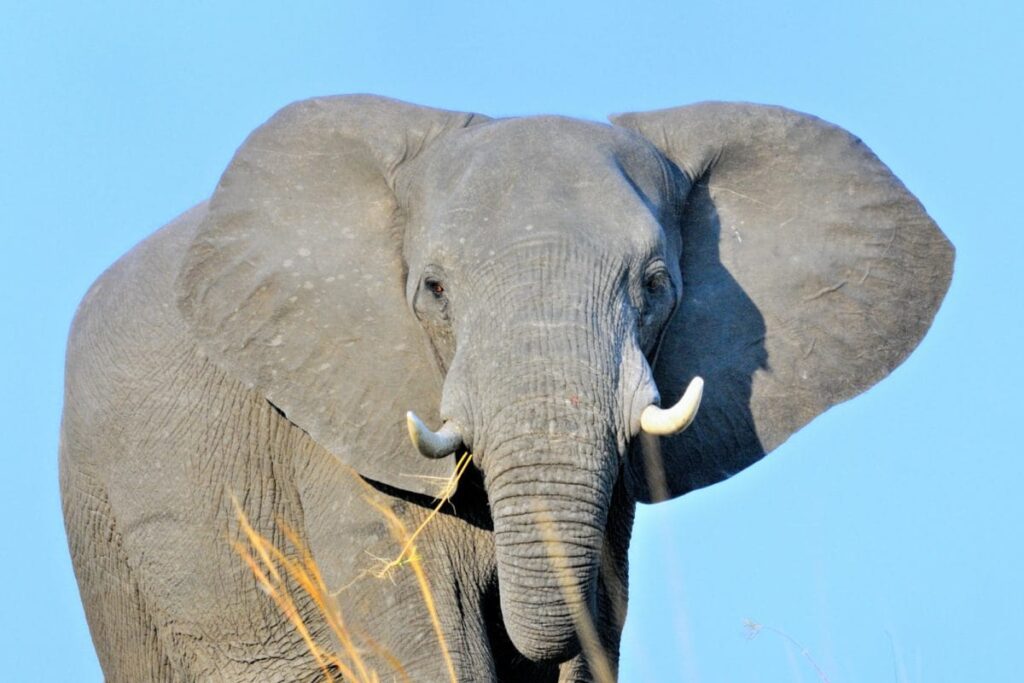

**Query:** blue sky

left=2, top=2, right=1021, bottom=680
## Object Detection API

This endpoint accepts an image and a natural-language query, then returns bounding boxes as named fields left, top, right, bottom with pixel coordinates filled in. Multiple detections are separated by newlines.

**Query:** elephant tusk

left=640, top=376, right=704, bottom=436
left=406, top=411, right=463, bottom=459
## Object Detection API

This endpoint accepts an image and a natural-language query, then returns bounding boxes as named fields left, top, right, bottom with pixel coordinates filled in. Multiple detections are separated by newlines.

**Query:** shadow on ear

left=612, top=103, right=954, bottom=503
left=177, top=95, right=489, bottom=497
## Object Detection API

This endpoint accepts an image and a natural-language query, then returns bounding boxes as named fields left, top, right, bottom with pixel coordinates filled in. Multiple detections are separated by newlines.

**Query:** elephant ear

left=611, top=103, right=953, bottom=502
left=178, top=95, right=488, bottom=497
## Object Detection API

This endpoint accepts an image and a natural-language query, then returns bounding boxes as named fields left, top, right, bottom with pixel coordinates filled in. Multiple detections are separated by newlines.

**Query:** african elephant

left=60, top=95, right=952, bottom=682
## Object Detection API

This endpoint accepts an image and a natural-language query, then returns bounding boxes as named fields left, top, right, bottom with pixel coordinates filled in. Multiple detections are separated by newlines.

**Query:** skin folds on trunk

left=484, top=419, right=619, bottom=664
left=429, top=239, right=645, bottom=665
left=458, top=321, right=629, bottom=663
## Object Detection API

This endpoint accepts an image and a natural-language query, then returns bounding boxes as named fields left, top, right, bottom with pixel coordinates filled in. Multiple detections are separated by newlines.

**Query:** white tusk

left=406, top=411, right=463, bottom=459
left=640, top=376, right=704, bottom=436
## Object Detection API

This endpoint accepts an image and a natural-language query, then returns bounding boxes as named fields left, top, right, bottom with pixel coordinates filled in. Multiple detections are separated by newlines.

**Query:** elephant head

left=177, top=96, right=952, bottom=662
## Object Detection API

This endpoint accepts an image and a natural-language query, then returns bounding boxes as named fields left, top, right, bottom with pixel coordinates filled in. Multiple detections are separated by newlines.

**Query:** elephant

left=60, top=95, right=953, bottom=682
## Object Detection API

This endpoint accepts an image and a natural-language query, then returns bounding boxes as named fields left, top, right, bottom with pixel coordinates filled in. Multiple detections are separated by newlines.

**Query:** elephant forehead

left=414, top=116, right=675, bottom=212
left=405, top=117, right=676, bottom=254
left=413, top=190, right=668, bottom=274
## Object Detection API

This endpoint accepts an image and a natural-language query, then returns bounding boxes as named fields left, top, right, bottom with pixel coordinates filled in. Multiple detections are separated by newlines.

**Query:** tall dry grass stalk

left=535, top=511, right=616, bottom=683
left=232, top=450, right=617, bottom=681
left=369, top=450, right=474, bottom=580
left=231, top=495, right=377, bottom=682
left=230, top=450, right=471, bottom=683
left=364, top=497, right=458, bottom=683
left=744, top=619, right=831, bottom=683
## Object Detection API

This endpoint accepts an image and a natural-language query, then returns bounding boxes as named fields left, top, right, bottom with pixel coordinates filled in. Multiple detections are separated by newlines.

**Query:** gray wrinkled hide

left=61, top=94, right=953, bottom=680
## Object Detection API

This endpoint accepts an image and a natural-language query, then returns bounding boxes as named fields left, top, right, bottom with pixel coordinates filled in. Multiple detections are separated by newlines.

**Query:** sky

left=2, top=1, right=1021, bottom=680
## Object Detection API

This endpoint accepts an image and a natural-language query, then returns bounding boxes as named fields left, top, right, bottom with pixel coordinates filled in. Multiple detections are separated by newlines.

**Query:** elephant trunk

left=481, top=400, right=620, bottom=663
left=433, top=250, right=643, bottom=662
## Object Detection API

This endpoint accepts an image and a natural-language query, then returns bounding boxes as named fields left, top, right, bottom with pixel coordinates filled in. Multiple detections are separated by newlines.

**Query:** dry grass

left=369, top=450, right=474, bottom=580
left=744, top=619, right=831, bottom=683
left=363, top=497, right=457, bottom=683
left=231, top=495, right=384, bottom=683
left=535, top=511, right=616, bottom=683
left=230, top=450, right=472, bottom=683
left=232, top=450, right=618, bottom=681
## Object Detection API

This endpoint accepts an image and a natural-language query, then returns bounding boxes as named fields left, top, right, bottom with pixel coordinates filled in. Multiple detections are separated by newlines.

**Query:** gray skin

left=60, top=96, right=953, bottom=682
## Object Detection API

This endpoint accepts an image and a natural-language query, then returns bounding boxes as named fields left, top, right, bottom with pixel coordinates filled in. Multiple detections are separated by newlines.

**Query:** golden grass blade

left=231, top=495, right=283, bottom=585
left=408, top=549, right=457, bottom=683
left=231, top=540, right=277, bottom=597
left=232, top=486, right=455, bottom=683
left=365, top=496, right=459, bottom=683
left=229, top=451, right=473, bottom=683
left=372, top=451, right=474, bottom=578
left=535, top=511, right=616, bottom=683
left=279, top=522, right=373, bottom=683
left=230, top=505, right=345, bottom=682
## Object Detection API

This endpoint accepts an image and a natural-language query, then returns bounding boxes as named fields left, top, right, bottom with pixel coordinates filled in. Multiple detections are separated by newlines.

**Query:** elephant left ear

left=611, top=103, right=954, bottom=503
left=177, top=95, right=489, bottom=498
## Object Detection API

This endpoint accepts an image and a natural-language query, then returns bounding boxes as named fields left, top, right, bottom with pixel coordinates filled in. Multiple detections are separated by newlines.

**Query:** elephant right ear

left=177, top=95, right=489, bottom=497
left=612, top=103, right=954, bottom=503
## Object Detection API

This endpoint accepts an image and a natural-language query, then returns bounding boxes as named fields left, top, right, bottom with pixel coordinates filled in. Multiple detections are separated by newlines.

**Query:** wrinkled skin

left=60, top=96, right=953, bottom=681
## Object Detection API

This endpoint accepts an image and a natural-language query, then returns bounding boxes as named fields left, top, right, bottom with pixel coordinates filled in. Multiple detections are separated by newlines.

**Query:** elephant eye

left=643, top=269, right=670, bottom=296
left=415, top=270, right=450, bottom=320
left=425, top=278, right=446, bottom=297
left=638, top=264, right=675, bottom=342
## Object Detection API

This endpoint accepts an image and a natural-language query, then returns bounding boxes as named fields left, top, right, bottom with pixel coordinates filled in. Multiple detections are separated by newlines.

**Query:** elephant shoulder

left=66, top=203, right=206, bottom=366
left=61, top=203, right=212, bottom=467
